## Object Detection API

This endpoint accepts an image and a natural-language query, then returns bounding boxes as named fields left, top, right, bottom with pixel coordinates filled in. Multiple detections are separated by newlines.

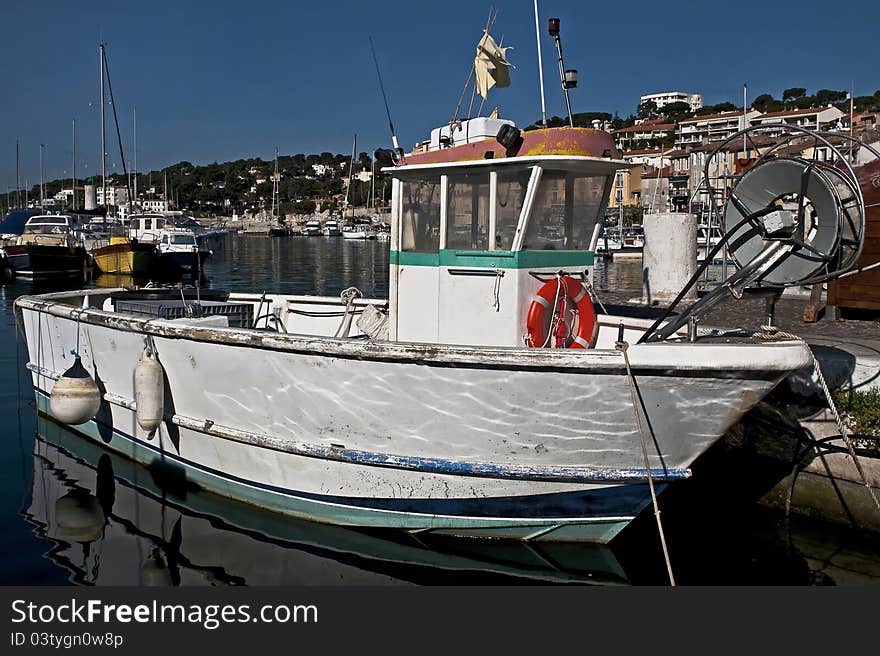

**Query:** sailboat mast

left=369, top=156, right=375, bottom=212
left=133, top=108, right=137, bottom=210
left=39, top=144, right=44, bottom=210
left=272, top=146, right=279, bottom=221
left=100, top=43, right=107, bottom=215
left=72, top=119, right=76, bottom=211
left=345, top=134, right=356, bottom=219
left=15, top=139, right=20, bottom=208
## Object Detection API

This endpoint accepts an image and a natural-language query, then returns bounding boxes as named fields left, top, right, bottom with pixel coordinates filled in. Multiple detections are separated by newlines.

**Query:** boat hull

left=159, top=250, right=210, bottom=272
left=17, top=291, right=812, bottom=543
left=92, top=242, right=158, bottom=275
left=5, top=244, right=89, bottom=279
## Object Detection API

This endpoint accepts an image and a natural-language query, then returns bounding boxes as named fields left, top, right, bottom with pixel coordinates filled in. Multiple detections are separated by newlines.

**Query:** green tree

left=637, top=100, right=658, bottom=120
left=815, top=89, right=848, bottom=105
left=782, top=87, right=807, bottom=103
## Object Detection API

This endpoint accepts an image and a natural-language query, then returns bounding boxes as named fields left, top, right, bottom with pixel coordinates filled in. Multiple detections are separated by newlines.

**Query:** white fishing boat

left=323, top=218, right=342, bottom=237
left=15, top=18, right=872, bottom=545
left=342, top=222, right=377, bottom=240
left=303, top=219, right=322, bottom=236
left=157, top=226, right=211, bottom=272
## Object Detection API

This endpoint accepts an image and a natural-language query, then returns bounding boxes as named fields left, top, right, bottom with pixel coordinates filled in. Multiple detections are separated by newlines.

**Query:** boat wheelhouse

left=386, top=123, right=620, bottom=347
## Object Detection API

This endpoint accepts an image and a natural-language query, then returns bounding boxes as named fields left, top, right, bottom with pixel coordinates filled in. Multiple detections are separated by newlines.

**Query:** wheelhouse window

left=494, top=168, right=528, bottom=250
left=400, top=179, right=441, bottom=252
left=446, top=172, right=490, bottom=250
left=522, top=172, right=609, bottom=250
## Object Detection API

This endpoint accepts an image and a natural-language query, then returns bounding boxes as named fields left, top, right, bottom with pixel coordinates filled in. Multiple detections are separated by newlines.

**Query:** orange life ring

left=526, top=276, right=597, bottom=349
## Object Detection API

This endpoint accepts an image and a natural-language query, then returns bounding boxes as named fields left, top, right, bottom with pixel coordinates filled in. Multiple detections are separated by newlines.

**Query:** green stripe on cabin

left=391, top=250, right=594, bottom=268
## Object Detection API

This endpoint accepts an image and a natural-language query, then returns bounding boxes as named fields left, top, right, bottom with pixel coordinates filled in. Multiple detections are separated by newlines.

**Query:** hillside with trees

left=2, top=150, right=393, bottom=219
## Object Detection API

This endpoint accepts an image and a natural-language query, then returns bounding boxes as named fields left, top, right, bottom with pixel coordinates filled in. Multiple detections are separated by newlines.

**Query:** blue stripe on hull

left=34, top=393, right=646, bottom=543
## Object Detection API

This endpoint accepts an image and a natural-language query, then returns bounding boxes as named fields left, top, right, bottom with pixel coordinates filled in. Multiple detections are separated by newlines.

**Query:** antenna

left=533, top=0, right=547, bottom=127
left=368, top=36, right=401, bottom=155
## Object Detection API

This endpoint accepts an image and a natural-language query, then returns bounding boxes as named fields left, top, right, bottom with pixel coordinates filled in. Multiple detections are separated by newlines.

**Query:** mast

left=369, top=155, right=375, bottom=213
left=344, top=134, right=356, bottom=219
left=100, top=43, right=107, bottom=215
left=39, top=143, right=44, bottom=210
left=15, top=139, right=20, bottom=208
left=271, top=146, right=279, bottom=222
left=133, top=108, right=137, bottom=210
left=72, top=119, right=76, bottom=211
left=533, top=0, right=548, bottom=127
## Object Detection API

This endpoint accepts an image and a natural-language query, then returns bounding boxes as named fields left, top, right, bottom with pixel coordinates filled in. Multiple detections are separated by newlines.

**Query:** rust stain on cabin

left=402, top=126, right=620, bottom=166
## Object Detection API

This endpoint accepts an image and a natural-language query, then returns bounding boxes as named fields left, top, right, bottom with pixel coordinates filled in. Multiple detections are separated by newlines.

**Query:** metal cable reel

left=640, top=125, right=875, bottom=343
left=722, top=156, right=864, bottom=287
left=705, top=125, right=870, bottom=288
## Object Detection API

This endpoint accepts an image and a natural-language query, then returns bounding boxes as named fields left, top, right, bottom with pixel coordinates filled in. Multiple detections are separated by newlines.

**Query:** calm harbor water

left=1, top=235, right=878, bottom=586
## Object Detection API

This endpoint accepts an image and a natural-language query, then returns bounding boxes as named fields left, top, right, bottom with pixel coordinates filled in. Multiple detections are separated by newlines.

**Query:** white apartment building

left=640, top=91, right=703, bottom=111
left=749, top=106, right=845, bottom=136
left=675, top=110, right=761, bottom=147
left=141, top=199, right=169, bottom=212
left=311, top=164, right=333, bottom=177
left=96, top=186, right=130, bottom=207
left=612, top=120, right=675, bottom=150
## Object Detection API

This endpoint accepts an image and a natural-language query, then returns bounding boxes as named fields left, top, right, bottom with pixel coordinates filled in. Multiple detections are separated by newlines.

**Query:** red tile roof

left=678, top=111, right=746, bottom=124
left=757, top=106, right=838, bottom=119
left=613, top=122, right=674, bottom=134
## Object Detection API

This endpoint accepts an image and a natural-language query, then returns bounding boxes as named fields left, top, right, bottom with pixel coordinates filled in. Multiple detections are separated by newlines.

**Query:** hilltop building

left=640, top=91, right=703, bottom=111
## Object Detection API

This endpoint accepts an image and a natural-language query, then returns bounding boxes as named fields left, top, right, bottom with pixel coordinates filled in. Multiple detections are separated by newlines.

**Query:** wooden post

left=802, top=283, right=823, bottom=322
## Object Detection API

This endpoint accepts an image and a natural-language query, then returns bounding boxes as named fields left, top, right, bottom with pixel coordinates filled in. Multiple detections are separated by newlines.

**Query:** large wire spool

left=723, top=156, right=864, bottom=286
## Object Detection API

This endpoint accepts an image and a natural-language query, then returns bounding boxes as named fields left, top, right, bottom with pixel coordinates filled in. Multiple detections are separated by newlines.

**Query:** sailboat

left=268, top=147, right=289, bottom=237
left=343, top=152, right=378, bottom=239
left=89, top=44, right=159, bottom=276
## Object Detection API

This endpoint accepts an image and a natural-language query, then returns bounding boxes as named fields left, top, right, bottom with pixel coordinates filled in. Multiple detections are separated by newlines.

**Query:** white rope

left=616, top=339, right=676, bottom=586
left=755, top=329, right=880, bottom=518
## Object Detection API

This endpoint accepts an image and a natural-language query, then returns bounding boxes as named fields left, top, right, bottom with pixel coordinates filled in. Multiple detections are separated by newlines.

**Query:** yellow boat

left=91, top=235, right=159, bottom=275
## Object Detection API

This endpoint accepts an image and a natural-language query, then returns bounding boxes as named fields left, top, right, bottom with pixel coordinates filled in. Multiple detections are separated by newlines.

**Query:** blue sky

left=2, top=0, right=878, bottom=189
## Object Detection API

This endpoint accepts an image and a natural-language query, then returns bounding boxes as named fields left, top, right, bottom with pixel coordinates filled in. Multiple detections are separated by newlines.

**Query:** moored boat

left=91, top=233, right=159, bottom=275
left=157, top=227, right=211, bottom=273
left=4, top=214, right=90, bottom=280
left=303, top=219, right=322, bottom=236
left=17, top=115, right=869, bottom=544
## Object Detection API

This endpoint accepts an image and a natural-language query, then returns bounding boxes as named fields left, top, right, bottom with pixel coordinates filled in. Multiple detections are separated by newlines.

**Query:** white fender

left=49, top=357, right=101, bottom=425
left=135, top=348, right=164, bottom=433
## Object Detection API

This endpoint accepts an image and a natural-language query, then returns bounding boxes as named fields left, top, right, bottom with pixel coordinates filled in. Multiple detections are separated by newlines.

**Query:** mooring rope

left=615, top=339, right=676, bottom=586
left=755, top=329, right=880, bottom=519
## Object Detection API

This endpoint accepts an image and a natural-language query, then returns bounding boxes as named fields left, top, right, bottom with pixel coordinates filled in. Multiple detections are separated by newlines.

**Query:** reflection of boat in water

left=25, top=415, right=632, bottom=585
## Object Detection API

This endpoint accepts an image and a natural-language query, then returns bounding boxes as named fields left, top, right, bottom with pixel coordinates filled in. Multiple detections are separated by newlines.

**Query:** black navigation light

left=496, top=124, right=522, bottom=150
left=564, top=69, right=578, bottom=89
left=548, top=17, right=560, bottom=37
